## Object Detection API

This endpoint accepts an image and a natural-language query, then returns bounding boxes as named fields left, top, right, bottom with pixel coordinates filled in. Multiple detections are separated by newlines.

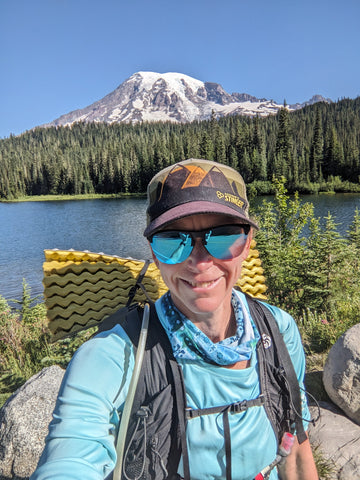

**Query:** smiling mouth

left=183, top=278, right=219, bottom=288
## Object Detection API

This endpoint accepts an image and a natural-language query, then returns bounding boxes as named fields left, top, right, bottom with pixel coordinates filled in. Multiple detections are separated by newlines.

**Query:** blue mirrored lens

left=151, top=226, right=248, bottom=264
left=151, top=233, right=193, bottom=264
left=206, top=234, right=247, bottom=260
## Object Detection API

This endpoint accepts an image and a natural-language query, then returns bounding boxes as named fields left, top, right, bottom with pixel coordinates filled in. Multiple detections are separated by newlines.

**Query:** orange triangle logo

left=181, top=166, right=208, bottom=188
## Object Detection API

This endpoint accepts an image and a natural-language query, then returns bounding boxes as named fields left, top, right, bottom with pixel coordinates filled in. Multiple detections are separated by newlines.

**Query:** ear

left=241, top=228, right=253, bottom=261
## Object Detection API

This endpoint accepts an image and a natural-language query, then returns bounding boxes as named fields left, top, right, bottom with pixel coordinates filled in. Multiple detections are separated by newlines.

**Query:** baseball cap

left=143, top=158, right=258, bottom=238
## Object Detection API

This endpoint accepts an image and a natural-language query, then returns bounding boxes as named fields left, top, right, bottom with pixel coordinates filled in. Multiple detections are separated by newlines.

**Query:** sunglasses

left=150, top=224, right=250, bottom=265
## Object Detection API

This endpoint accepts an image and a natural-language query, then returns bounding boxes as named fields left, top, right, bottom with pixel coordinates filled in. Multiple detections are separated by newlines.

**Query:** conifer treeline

left=1, top=97, right=360, bottom=199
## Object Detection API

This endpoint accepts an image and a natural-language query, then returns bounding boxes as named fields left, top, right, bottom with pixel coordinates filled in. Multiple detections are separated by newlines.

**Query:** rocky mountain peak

left=43, top=71, right=331, bottom=128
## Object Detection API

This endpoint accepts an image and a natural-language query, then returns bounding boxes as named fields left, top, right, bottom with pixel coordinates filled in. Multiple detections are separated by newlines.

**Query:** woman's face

left=151, top=214, right=252, bottom=322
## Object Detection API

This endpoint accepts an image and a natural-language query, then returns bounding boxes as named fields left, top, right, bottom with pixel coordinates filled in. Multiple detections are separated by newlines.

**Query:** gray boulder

left=0, top=365, right=65, bottom=480
left=1, top=343, right=360, bottom=480
left=309, top=401, right=360, bottom=479
left=323, top=323, right=360, bottom=425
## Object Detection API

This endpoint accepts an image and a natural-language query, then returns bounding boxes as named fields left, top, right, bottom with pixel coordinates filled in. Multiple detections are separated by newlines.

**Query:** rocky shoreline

left=1, top=324, right=359, bottom=479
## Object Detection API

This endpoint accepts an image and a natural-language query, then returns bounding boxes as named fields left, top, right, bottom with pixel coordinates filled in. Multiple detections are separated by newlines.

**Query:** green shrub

left=298, top=309, right=339, bottom=353
left=255, top=177, right=360, bottom=354
left=0, top=295, right=50, bottom=380
left=2, top=180, right=360, bottom=406
left=248, top=180, right=273, bottom=198
left=0, top=283, right=95, bottom=406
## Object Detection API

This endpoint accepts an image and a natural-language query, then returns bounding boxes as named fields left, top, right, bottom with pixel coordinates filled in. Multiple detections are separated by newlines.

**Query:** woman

left=32, top=159, right=318, bottom=480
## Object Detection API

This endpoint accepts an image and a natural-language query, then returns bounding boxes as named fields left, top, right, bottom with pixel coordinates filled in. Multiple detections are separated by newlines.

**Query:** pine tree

left=275, top=108, right=292, bottom=170
left=347, top=207, right=360, bottom=249
left=252, top=117, right=267, bottom=180
left=238, top=149, right=252, bottom=182
left=199, top=131, right=215, bottom=160
left=1, top=96, right=360, bottom=199
left=325, top=127, right=344, bottom=177
left=309, top=110, right=324, bottom=182
left=254, top=177, right=313, bottom=313
left=303, top=213, right=347, bottom=317
left=215, top=132, right=227, bottom=164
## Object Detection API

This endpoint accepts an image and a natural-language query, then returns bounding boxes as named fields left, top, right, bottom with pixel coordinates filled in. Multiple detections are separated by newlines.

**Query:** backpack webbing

left=245, top=295, right=306, bottom=444
left=105, top=295, right=307, bottom=479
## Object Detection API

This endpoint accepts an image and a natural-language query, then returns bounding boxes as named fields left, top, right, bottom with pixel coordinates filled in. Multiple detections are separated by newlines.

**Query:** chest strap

left=185, top=395, right=265, bottom=480
left=185, top=395, right=265, bottom=420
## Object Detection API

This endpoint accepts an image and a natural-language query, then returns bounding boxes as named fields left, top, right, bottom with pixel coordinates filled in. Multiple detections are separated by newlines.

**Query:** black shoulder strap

left=97, top=259, right=153, bottom=335
left=168, top=358, right=191, bottom=480
left=245, top=294, right=307, bottom=444
left=119, top=303, right=187, bottom=480
left=126, top=259, right=153, bottom=307
left=97, top=303, right=141, bottom=335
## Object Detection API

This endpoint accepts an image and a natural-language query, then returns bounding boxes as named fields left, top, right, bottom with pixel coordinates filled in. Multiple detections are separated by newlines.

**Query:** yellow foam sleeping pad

left=43, top=240, right=267, bottom=340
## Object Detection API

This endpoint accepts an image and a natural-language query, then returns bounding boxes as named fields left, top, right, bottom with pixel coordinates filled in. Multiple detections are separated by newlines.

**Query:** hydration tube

left=113, top=303, right=150, bottom=480
left=254, top=432, right=295, bottom=480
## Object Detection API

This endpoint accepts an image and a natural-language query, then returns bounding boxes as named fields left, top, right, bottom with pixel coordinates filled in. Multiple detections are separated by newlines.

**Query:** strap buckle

left=185, top=407, right=198, bottom=419
left=231, top=400, right=250, bottom=413
left=230, top=394, right=265, bottom=413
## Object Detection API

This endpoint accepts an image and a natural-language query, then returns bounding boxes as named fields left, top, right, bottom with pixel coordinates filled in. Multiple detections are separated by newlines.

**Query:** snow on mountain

left=44, top=72, right=331, bottom=128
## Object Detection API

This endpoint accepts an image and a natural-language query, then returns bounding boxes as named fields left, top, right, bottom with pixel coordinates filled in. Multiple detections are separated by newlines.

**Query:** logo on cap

left=144, top=159, right=257, bottom=238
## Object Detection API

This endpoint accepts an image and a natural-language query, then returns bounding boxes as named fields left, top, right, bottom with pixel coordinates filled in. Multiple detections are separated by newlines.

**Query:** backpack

left=100, top=294, right=308, bottom=480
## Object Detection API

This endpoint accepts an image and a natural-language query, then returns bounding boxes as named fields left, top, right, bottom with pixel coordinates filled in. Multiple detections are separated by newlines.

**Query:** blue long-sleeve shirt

left=31, top=290, right=309, bottom=480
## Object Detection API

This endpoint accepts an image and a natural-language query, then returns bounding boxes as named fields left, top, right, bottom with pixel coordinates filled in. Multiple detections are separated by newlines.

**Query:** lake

left=1, top=193, right=360, bottom=302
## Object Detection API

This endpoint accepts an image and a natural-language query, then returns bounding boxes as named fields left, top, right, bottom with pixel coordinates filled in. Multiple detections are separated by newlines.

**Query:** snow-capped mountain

left=44, top=72, right=331, bottom=127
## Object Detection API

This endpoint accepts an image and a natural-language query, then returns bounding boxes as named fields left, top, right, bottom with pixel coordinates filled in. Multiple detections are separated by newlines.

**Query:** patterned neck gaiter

left=157, top=290, right=260, bottom=365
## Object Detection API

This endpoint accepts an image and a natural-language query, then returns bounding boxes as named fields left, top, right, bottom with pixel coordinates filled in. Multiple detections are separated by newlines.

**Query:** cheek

left=154, top=261, right=178, bottom=289
left=232, top=235, right=252, bottom=270
left=150, top=247, right=173, bottom=287
left=222, top=252, right=248, bottom=285
left=229, top=258, right=244, bottom=282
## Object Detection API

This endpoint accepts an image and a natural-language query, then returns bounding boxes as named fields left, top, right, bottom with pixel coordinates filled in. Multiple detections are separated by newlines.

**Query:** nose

left=186, top=238, right=213, bottom=269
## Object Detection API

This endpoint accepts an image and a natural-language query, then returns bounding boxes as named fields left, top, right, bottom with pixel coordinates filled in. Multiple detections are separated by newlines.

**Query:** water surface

left=1, top=194, right=359, bottom=302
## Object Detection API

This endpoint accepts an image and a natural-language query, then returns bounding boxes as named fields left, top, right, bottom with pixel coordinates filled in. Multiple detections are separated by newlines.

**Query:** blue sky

left=1, top=0, right=359, bottom=139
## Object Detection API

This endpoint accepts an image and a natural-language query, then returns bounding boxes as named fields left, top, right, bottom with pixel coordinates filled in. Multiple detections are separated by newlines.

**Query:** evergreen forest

left=1, top=97, right=360, bottom=200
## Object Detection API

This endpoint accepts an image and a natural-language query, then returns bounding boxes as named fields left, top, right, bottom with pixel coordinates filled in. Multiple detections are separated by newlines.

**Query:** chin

left=184, top=297, right=227, bottom=317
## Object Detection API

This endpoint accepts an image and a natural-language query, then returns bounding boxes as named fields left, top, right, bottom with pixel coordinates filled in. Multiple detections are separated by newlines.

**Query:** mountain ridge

left=43, top=72, right=332, bottom=128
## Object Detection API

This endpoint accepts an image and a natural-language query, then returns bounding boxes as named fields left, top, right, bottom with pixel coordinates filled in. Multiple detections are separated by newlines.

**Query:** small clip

left=136, top=406, right=150, bottom=418
left=231, top=400, right=248, bottom=413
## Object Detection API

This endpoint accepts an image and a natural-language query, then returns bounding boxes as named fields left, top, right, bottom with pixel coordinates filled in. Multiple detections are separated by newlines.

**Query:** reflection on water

left=1, top=194, right=359, bottom=301
left=0, top=198, right=150, bottom=301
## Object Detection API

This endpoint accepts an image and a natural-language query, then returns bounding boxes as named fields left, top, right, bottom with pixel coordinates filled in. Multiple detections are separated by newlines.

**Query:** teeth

left=189, top=280, right=215, bottom=288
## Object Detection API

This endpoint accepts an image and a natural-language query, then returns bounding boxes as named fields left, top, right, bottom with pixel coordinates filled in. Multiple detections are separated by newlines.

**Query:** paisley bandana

left=157, top=290, right=260, bottom=365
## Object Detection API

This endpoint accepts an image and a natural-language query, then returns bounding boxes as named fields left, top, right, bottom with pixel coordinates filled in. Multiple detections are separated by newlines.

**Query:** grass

left=305, top=352, right=331, bottom=404
left=0, top=193, right=146, bottom=203
left=0, top=192, right=146, bottom=203
left=0, top=287, right=96, bottom=407
left=312, top=444, right=337, bottom=479
left=0, top=373, right=25, bottom=406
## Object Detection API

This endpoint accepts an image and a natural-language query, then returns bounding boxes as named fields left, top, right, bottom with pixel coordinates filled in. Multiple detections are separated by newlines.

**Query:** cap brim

left=143, top=200, right=259, bottom=237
